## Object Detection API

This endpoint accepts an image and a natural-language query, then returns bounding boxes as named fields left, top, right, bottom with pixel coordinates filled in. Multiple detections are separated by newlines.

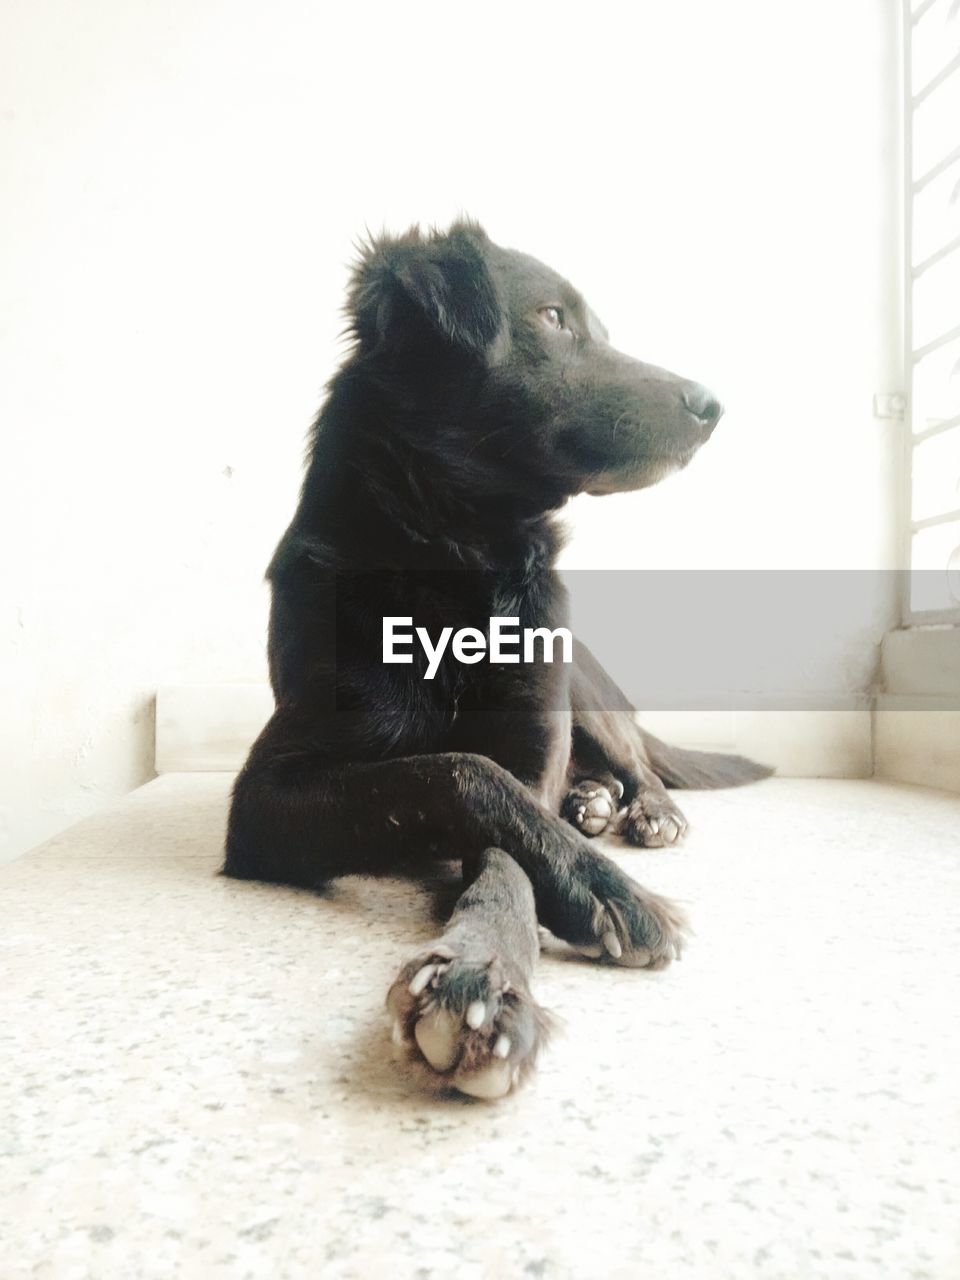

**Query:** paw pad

left=622, top=791, right=689, bottom=847
left=562, top=780, right=623, bottom=837
left=387, top=949, right=551, bottom=1100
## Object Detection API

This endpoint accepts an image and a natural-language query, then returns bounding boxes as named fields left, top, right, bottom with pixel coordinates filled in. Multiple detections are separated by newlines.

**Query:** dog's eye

left=539, top=306, right=565, bottom=331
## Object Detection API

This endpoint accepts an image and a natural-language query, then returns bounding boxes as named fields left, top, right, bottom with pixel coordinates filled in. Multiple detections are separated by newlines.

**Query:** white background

left=0, top=0, right=902, bottom=860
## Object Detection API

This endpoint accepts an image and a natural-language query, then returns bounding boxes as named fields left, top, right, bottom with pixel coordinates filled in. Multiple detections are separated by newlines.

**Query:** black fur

left=224, top=220, right=770, bottom=1098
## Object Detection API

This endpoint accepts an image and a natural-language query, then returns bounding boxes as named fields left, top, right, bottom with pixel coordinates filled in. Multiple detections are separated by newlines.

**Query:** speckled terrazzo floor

left=1, top=774, right=959, bottom=1280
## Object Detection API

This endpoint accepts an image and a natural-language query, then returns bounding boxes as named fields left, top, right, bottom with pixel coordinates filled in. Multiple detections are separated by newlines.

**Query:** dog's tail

left=641, top=730, right=774, bottom=790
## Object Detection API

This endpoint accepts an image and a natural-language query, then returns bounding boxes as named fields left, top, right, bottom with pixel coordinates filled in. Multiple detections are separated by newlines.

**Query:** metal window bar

left=915, top=411, right=960, bottom=444
left=902, top=0, right=960, bottom=624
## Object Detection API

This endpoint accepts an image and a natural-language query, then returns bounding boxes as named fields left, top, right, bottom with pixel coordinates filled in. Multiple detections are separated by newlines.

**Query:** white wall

left=0, top=0, right=902, bottom=861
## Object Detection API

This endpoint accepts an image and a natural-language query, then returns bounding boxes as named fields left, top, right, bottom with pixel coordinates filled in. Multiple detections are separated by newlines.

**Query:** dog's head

left=347, top=220, right=722, bottom=511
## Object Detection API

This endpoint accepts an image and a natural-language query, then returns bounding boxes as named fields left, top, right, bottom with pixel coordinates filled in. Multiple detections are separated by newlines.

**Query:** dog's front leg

left=388, top=847, right=551, bottom=1099
left=227, top=718, right=687, bottom=968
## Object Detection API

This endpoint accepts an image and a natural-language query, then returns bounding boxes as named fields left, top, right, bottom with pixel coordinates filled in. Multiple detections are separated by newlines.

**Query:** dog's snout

left=682, top=383, right=724, bottom=433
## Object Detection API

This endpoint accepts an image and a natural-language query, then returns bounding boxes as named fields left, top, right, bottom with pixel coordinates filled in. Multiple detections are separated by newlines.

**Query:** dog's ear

left=348, top=222, right=502, bottom=355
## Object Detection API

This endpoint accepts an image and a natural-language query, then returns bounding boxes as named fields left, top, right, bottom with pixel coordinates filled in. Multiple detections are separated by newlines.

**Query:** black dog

left=224, top=220, right=769, bottom=1099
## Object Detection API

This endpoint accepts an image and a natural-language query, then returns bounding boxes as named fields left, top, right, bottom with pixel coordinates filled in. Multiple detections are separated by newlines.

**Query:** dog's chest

left=388, top=567, right=574, bottom=803
left=441, top=656, right=573, bottom=804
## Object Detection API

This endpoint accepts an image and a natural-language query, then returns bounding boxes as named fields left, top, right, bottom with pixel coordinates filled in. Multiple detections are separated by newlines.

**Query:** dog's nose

left=682, top=383, right=724, bottom=434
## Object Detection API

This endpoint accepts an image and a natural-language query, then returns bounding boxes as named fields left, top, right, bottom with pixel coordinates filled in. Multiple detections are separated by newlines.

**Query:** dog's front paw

left=563, top=853, right=689, bottom=969
left=386, top=945, right=551, bottom=1100
left=621, top=789, right=689, bottom=848
left=561, top=778, right=624, bottom=837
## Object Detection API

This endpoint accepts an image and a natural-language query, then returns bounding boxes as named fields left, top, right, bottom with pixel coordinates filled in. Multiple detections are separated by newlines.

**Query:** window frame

left=901, top=0, right=960, bottom=627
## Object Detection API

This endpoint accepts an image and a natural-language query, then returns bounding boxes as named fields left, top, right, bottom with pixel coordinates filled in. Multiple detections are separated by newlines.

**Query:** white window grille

left=903, top=0, right=960, bottom=623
